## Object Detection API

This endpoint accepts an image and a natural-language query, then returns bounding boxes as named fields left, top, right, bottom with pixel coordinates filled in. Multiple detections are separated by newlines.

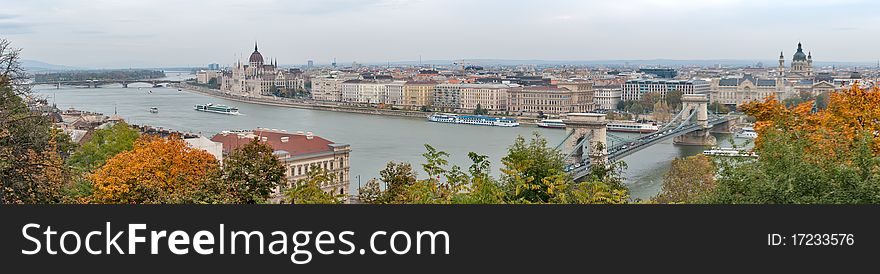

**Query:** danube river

left=33, top=72, right=741, bottom=200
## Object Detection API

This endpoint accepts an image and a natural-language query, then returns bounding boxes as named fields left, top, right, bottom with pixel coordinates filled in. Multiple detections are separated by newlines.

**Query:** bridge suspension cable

left=562, top=131, right=592, bottom=163
left=554, top=130, right=576, bottom=151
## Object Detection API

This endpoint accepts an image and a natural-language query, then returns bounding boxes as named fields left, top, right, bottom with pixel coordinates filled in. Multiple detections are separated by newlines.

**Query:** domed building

left=778, top=42, right=813, bottom=79
left=220, top=42, right=304, bottom=97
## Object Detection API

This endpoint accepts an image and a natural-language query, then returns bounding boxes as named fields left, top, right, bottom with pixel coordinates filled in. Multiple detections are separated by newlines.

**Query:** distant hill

left=21, top=59, right=82, bottom=72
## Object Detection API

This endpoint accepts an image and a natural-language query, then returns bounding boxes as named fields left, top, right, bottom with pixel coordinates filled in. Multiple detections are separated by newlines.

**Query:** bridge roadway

left=30, top=79, right=182, bottom=87
left=567, top=116, right=733, bottom=181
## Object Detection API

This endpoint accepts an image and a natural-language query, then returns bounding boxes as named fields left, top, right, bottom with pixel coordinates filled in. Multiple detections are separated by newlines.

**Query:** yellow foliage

left=741, top=84, right=880, bottom=159
left=89, top=135, right=220, bottom=204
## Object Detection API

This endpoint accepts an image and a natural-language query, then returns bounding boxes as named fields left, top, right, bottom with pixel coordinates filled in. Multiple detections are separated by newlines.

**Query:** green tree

left=709, top=101, right=731, bottom=114
left=474, top=104, right=488, bottom=115
left=499, top=132, right=568, bottom=203
left=654, top=155, right=716, bottom=203
left=222, top=138, right=287, bottom=204
left=284, top=168, right=343, bottom=204
left=68, top=122, right=139, bottom=172
left=666, top=90, right=683, bottom=110
left=639, top=92, right=661, bottom=112
left=378, top=161, right=418, bottom=203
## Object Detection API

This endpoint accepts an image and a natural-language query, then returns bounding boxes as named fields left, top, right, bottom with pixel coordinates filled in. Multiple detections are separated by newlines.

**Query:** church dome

left=793, top=42, right=807, bottom=61
left=249, top=43, right=264, bottom=64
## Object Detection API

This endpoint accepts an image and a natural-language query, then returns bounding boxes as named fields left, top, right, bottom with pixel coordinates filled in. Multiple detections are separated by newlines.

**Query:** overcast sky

left=2, top=0, right=878, bottom=68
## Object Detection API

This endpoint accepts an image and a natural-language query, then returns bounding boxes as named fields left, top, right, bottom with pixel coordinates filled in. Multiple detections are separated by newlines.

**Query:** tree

left=653, top=100, right=672, bottom=122
left=89, top=135, right=222, bottom=204
left=654, top=155, right=716, bottom=203
left=64, top=122, right=139, bottom=201
left=666, top=90, right=683, bottom=110
left=221, top=138, right=287, bottom=204
left=0, top=38, right=29, bottom=95
left=285, top=167, right=343, bottom=204
left=639, top=92, right=662, bottom=112
left=709, top=101, right=730, bottom=114
left=68, top=122, right=139, bottom=172
left=474, top=104, right=488, bottom=115
left=499, top=132, right=568, bottom=203
left=0, top=40, right=69, bottom=203
left=704, top=85, right=880, bottom=204
left=453, top=152, right=505, bottom=204
left=378, top=161, right=418, bottom=203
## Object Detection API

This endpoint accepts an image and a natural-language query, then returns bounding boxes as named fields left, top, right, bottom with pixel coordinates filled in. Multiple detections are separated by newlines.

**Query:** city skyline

left=3, top=0, right=879, bottom=67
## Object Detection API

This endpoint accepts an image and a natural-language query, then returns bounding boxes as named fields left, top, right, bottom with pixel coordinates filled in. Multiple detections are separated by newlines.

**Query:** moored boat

left=736, top=126, right=758, bottom=139
left=703, top=148, right=757, bottom=158
left=606, top=121, right=659, bottom=133
left=149, top=107, right=159, bottom=113
left=537, top=119, right=566, bottom=129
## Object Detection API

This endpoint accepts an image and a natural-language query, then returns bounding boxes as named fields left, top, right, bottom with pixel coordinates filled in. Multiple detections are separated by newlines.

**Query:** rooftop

left=210, top=128, right=347, bottom=158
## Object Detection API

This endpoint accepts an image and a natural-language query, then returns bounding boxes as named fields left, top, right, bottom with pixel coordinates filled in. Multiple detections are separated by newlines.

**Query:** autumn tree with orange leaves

left=89, top=135, right=227, bottom=204
left=705, top=84, right=880, bottom=204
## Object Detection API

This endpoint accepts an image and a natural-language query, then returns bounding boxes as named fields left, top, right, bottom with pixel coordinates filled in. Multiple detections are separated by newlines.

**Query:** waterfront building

left=220, top=43, right=304, bottom=97
left=621, top=79, right=709, bottom=101
left=383, top=81, right=406, bottom=105
left=433, top=83, right=463, bottom=111
left=196, top=70, right=221, bottom=85
left=341, top=79, right=386, bottom=104
left=311, top=73, right=356, bottom=102
left=556, top=81, right=596, bottom=113
left=459, top=83, right=517, bottom=112
left=711, top=73, right=783, bottom=108
left=210, top=128, right=351, bottom=200
left=403, top=80, right=437, bottom=109
left=507, top=81, right=595, bottom=117
left=208, top=63, right=220, bottom=70
left=593, top=84, right=621, bottom=110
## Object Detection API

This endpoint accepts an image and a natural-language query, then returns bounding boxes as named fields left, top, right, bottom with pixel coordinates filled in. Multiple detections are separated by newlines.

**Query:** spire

left=779, top=51, right=784, bottom=58
left=808, top=51, right=812, bottom=59
left=798, top=42, right=802, bottom=50
left=254, top=41, right=258, bottom=52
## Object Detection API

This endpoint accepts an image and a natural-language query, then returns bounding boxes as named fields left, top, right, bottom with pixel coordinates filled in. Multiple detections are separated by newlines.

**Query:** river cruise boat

left=537, top=119, right=566, bottom=129
left=736, top=126, right=758, bottom=139
left=606, top=121, right=659, bottom=133
left=703, top=148, right=757, bottom=158
left=149, top=107, right=158, bottom=113
left=428, top=113, right=519, bottom=127
left=194, top=103, right=240, bottom=115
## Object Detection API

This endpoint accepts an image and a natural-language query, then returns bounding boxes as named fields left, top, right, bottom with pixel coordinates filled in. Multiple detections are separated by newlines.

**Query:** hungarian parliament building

left=219, top=43, right=304, bottom=97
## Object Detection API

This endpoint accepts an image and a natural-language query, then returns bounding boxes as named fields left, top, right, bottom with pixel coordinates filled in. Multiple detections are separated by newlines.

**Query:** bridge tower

left=674, top=94, right=717, bottom=146
left=562, top=113, right=608, bottom=166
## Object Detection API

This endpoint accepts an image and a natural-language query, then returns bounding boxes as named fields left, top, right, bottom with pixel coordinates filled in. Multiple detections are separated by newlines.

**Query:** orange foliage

left=89, top=135, right=220, bottom=204
left=741, top=84, right=880, bottom=158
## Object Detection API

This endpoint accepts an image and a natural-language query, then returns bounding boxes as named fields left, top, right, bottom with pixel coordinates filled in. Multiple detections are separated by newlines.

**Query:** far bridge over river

left=557, top=94, right=735, bottom=182
left=31, top=79, right=182, bottom=88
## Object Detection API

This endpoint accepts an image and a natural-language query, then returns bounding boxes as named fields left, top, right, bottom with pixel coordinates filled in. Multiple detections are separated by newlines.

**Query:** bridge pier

left=674, top=94, right=716, bottom=146
left=562, top=113, right=608, bottom=166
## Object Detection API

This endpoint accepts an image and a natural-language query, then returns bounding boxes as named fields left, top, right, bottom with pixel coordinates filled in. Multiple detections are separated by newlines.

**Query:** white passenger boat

left=606, top=121, right=659, bottom=133
left=537, top=119, right=566, bottom=129
left=428, top=113, right=519, bottom=127
left=736, top=126, right=758, bottom=139
left=194, top=103, right=240, bottom=115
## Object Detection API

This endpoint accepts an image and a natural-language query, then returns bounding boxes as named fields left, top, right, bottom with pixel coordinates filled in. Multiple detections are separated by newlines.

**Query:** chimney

left=281, top=136, right=289, bottom=143
left=306, top=132, right=313, bottom=140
